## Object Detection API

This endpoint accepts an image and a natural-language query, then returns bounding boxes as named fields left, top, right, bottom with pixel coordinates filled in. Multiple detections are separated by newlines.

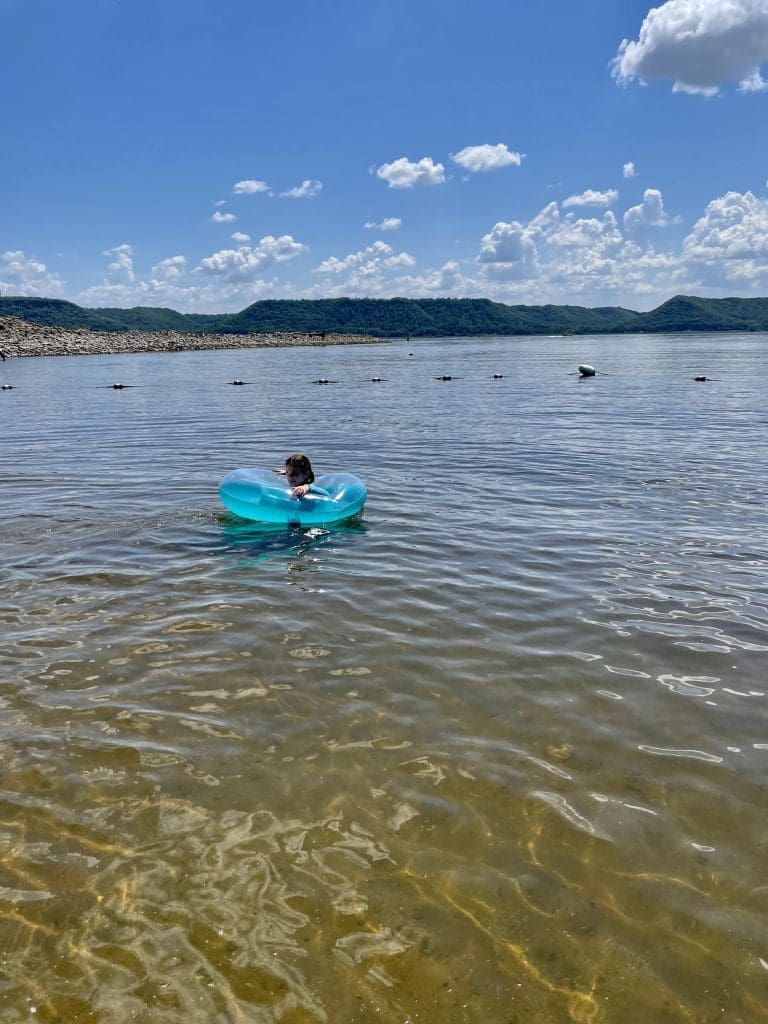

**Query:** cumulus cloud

left=151, top=255, right=187, bottom=281
left=738, top=68, right=768, bottom=91
left=233, top=179, right=271, bottom=195
left=231, top=231, right=251, bottom=243
left=280, top=179, right=322, bottom=199
left=612, top=0, right=768, bottom=94
left=623, top=188, right=674, bottom=234
left=450, top=143, right=524, bottom=172
left=478, top=220, right=540, bottom=279
left=563, top=189, right=619, bottom=208
left=314, top=241, right=414, bottom=275
left=470, top=198, right=688, bottom=304
left=309, top=241, right=417, bottom=295
left=197, top=235, right=307, bottom=281
left=364, top=217, right=402, bottom=231
left=682, top=191, right=768, bottom=286
left=103, top=243, right=135, bottom=281
left=212, top=210, right=237, bottom=223
left=623, top=162, right=637, bottom=178
left=76, top=277, right=284, bottom=313
left=376, top=156, right=445, bottom=189
left=0, top=250, right=65, bottom=297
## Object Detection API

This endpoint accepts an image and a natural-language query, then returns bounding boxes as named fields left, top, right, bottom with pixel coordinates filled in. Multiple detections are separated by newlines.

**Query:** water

left=1, top=333, right=767, bottom=1023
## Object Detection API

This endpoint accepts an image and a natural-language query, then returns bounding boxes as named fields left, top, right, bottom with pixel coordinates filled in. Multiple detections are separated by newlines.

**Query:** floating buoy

left=370, top=377, right=384, bottom=382
left=230, top=379, right=245, bottom=386
left=435, top=375, right=457, bottom=381
left=1, top=384, right=14, bottom=391
left=311, top=378, right=337, bottom=384
left=493, top=373, right=503, bottom=379
left=112, top=383, right=125, bottom=389
left=578, top=364, right=596, bottom=377
left=693, top=375, right=708, bottom=382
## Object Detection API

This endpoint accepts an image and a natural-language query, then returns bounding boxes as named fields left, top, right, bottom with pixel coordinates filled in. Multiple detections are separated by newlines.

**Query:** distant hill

left=2, top=293, right=768, bottom=337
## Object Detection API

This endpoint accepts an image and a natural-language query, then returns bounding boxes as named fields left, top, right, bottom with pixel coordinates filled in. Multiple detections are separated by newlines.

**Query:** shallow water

left=1, top=333, right=768, bottom=1023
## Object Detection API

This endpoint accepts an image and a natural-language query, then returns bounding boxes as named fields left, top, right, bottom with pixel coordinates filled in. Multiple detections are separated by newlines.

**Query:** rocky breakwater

left=0, top=317, right=380, bottom=358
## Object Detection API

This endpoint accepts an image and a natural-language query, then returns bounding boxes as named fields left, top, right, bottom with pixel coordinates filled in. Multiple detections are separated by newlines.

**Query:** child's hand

left=293, top=484, right=310, bottom=497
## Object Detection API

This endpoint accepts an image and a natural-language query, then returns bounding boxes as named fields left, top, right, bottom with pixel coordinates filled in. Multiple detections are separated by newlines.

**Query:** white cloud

left=151, top=255, right=187, bottom=281
left=231, top=231, right=251, bottom=243
left=214, top=199, right=227, bottom=207
left=563, top=189, right=619, bottom=208
left=364, top=217, right=402, bottom=231
left=0, top=250, right=65, bottom=297
left=612, top=0, right=768, bottom=95
left=212, top=210, right=237, bottom=223
left=471, top=199, right=686, bottom=304
left=682, top=191, right=768, bottom=286
left=450, top=143, right=524, bottom=172
left=310, top=241, right=416, bottom=295
left=376, top=156, right=445, bottom=189
left=233, top=179, right=271, bottom=195
left=477, top=220, right=540, bottom=279
left=738, top=68, right=768, bottom=91
left=623, top=162, right=637, bottom=178
left=103, top=243, right=135, bottom=281
left=75, top=277, right=284, bottom=313
left=197, top=235, right=307, bottom=281
left=280, top=179, right=322, bottom=199
left=623, top=188, right=674, bottom=234
left=401, top=261, right=473, bottom=294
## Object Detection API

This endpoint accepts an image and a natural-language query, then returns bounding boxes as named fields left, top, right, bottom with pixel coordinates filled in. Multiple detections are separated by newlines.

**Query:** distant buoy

left=493, top=373, right=503, bottom=379
left=693, top=375, right=708, bottom=382
left=311, top=378, right=336, bottom=385
left=578, top=364, right=596, bottom=377
left=371, top=377, right=383, bottom=382
left=1, top=384, right=13, bottom=391
left=436, top=375, right=454, bottom=381
left=112, top=383, right=125, bottom=390
left=230, top=380, right=245, bottom=385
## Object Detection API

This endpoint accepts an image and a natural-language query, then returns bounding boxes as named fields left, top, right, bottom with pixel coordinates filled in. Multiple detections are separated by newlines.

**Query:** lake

left=1, top=332, right=767, bottom=1023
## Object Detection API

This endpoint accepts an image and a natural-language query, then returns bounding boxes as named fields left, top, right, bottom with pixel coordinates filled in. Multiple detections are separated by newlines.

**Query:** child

left=274, top=453, right=315, bottom=498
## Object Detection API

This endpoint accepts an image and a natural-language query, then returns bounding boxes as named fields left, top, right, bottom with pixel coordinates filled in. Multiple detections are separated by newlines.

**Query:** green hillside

left=2, top=293, right=768, bottom=337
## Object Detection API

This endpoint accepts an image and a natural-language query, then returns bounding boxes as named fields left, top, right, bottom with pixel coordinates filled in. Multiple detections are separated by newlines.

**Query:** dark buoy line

left=0, top=363, right=725, bottom=396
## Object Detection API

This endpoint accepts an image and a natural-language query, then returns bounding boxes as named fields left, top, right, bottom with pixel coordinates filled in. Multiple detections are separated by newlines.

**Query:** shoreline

left=0, top=317, right=383, bottom=359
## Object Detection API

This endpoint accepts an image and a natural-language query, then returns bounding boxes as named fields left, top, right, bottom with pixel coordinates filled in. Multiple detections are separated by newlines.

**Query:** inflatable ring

left=219, top=469, right=367, bottom=525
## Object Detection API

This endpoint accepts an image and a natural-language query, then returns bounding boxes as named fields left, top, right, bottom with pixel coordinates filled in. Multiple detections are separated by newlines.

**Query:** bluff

left=1, top=294, right=768, bottom=338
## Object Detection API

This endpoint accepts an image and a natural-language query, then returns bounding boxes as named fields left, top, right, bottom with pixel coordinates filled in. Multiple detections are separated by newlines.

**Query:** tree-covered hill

left=2, top=293, right=768, bottom=337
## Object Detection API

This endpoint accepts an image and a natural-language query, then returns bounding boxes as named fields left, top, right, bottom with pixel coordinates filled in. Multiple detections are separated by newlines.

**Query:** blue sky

left=3, top=0, right=768, bottom=312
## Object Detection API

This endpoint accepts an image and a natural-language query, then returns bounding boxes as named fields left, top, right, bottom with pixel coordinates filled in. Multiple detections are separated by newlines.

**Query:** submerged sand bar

left=0, top=316, right=381, bottom=359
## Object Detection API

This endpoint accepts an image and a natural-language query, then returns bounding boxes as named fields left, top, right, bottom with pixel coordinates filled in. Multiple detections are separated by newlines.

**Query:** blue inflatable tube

left=219, top=469, right=367, bottom=525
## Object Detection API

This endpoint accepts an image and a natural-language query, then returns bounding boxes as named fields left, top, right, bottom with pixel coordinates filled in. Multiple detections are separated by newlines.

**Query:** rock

left=0, top=317, right=380, bottom=359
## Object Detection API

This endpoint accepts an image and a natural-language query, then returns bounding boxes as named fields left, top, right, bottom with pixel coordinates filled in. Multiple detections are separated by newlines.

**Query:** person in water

left=274, top=453, right=315, bottom=498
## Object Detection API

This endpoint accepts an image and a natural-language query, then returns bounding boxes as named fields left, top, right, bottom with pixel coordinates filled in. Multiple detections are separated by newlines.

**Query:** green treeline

left=3, top=294, right=768, bottom=337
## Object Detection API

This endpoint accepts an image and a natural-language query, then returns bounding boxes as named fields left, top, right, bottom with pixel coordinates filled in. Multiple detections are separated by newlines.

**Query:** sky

left=2, top=0, right=768, bottom=313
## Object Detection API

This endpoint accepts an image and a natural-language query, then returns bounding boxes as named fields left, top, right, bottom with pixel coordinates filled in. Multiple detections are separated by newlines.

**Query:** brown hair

left=284, top=453, right=314, bottom=483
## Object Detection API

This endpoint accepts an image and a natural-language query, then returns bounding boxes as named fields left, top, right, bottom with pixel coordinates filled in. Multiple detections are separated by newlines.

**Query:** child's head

left=284, top=453, right=314, bottom=486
